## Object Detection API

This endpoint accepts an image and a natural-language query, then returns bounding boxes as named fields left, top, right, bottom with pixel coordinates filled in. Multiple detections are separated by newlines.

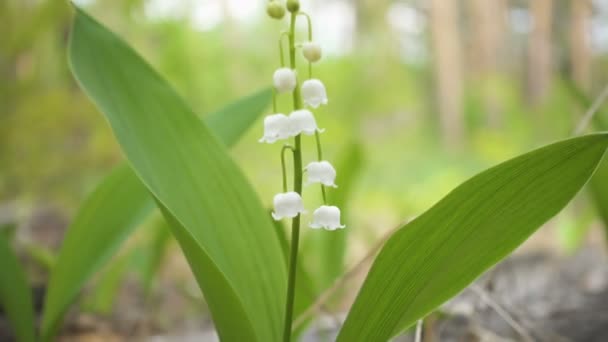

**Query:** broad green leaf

left=589, top=158, right=608, bottom=234
left=41, top=77, right=269, bottom=342
left=562, top=79, right=608, bottom=240
left=41, top=88, right=271, bottom=341
left=338, top=134, right=608, bottom=341
left=42, top=56, right=270, bottom=342
left=82, top=251, right=133, bottom=315
left=0, top=235, right=36, bottom=342
left=41, top=165, right=153, bottom=341
left=137, top=217, right=173, bottom=297
left=68, top=8, right=286, bottom=342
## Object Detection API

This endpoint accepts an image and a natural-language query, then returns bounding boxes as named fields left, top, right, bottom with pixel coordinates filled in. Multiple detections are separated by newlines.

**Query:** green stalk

left=283, top=10, right=303, bottom=342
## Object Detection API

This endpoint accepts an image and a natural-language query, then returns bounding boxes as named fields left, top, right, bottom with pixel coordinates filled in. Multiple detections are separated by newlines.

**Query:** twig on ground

left=573, top=83, right=608, bottom=135
left=469, top=284, right=534, bottom=342
left=414, top=319, right=423, bottom=342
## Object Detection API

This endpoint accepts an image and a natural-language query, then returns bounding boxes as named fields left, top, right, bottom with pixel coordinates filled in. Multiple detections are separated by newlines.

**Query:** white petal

left=273, top=68, right=297, bottom=93
left=301, top=79, right=328, bottom=109
left=305, top=160, right=337, bottom=187
left=309, top=205, right=345, bottom=230
left=259, top=113, right=290, bottom=143
left=272, top=192, right=305, bottom=220
left=288, top=110, right=322, bottom=136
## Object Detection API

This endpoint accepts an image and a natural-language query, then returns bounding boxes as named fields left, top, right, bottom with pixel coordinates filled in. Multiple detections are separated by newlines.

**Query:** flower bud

left=301, top=79, right=328, bottom=108
left=302, top=42, right=322, bottom=63
left=272, top=192, right=306, bottom=220
left=286, top=0, right=300, bottom=13
left=266, top=1, right=285, bottom=20
left=273, top=68, right=297, bottom=93
left=310, top=205, right=345, bottom=230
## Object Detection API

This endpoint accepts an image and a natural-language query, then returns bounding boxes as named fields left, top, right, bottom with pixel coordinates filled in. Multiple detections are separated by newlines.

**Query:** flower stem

left=298, top=12, right=314, bottom=79
left=279, top=31, right=289, bottom=67
left=283, top=11, right=303, bottom=342
left=315, top=131, right=327, bottom=204
left=281, top=145, right=295, bottom=192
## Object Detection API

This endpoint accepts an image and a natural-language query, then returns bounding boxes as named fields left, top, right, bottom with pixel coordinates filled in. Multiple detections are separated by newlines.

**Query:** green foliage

left=562, top=78, right=608, bottom=240
left=68, top=7, right=285, bottom=342
left=308, top=142, right=364, bottom=290
left=41, top=165, right=153, bottom=341
left=41, top=12, right=271, bottom=341
left=589, top=159, right=608, bottom=237
left=0, top=235, right=36, bottom=342
left=82, top=251, right=133, bottom=315
left=337, top=134, right=608, bottom=341
left=136, top=218, right=173, bottom=297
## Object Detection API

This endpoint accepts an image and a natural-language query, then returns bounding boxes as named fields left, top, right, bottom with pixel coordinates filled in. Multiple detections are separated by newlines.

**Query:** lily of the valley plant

left=20, top=3, right=608, bottom=342
left=262, top=0, right=342, bottom=340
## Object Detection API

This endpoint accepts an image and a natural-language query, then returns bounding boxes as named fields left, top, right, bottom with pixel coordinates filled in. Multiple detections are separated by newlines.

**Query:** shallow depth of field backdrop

left=3, top=0, right=608, bottom=340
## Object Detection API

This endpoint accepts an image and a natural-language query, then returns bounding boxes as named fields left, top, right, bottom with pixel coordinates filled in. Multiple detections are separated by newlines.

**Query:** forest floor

left=1, top=215, right=607, bottom=341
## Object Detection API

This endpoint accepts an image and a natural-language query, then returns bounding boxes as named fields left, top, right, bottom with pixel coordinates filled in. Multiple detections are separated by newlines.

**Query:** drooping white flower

left=259, top=113, right=290, bottom=143
left=288, top=109, right=324, bottom=136
left=310, top=205, right=345, bottom=230
left=301, top=79, right=328, bottom=108
left=305, top=161, right=337, bottom=187
left=302, top=42, right=322, bottom=63
left=272, top=192, right=306, bottom=220
left=273, top=68, right=297, bottom=93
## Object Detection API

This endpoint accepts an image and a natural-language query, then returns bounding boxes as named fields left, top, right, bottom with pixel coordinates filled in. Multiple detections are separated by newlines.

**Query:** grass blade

left=0, top=235, right=36, bottom=342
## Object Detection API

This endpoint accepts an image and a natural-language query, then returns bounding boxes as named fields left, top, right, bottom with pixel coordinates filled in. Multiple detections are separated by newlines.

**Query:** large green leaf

left=42, top=28, right=270, bottom=342
left=68, top=7, right=285, bottom=342
left=0, top=235, right=36, bottom=342
left=589, top=157, right=608, bottom=233
left=562, top=79, right=608, bottom=240
left=137, top=217, right=173, bottom=297
left=338, top=134, right=608, bottom=341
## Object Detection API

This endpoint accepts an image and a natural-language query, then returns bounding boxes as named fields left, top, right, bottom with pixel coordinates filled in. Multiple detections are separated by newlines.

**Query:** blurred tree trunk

left=467, top=0, right=506, bottom=75
left=467, top=0, right=507, bottom=127
left=430, top=0, right=464, bottom=148
left=570, top=0, right=592, bottom=92
left=354, top=0, right=390, bottom=47
left=528, top=0, right=554, bottom=105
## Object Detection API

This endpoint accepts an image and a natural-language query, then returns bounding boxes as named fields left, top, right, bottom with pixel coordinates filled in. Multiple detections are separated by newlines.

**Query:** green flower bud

left=286, top=0, right=300, bottom=13
left=266, top=1, right=286, bottom=19
left=302, top=42, right=322, bottom=63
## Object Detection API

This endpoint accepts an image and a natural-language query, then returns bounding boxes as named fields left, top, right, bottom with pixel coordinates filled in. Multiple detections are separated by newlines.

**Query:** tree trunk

left=528, top=0, right=554, bottom=105
left=570, top=0, right=592, bottom=92
left=467, top=0, right=507, bottom=127
left=430, top=0, right=464, bottom=148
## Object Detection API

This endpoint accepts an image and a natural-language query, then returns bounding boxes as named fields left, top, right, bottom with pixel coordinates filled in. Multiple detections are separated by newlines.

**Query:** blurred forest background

left=2, top=0, right=608, bottom=338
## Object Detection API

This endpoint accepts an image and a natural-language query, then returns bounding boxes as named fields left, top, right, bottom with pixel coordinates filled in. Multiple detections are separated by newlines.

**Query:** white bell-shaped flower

left=272, top=192, right=306, bottom=220
left=302, top=42, right=322, bottom=63
left=259, top=113, right=290, bottom=143
left=301, top=79, right=328, bottom=108
left=273, top=68, right=297, bottom=93
left=288, top=109, right=324, bottom=136
left=310, top=205, right=345, bottom=230
left=305, top=161, right=337, bottom=187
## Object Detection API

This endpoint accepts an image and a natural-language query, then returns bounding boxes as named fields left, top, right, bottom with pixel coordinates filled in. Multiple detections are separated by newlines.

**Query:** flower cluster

left=259, top=6, right=344, bottom=231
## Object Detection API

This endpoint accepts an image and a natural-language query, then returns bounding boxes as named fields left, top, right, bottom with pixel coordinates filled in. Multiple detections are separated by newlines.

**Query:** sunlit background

left=2, top=0, right=608, bottom=339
